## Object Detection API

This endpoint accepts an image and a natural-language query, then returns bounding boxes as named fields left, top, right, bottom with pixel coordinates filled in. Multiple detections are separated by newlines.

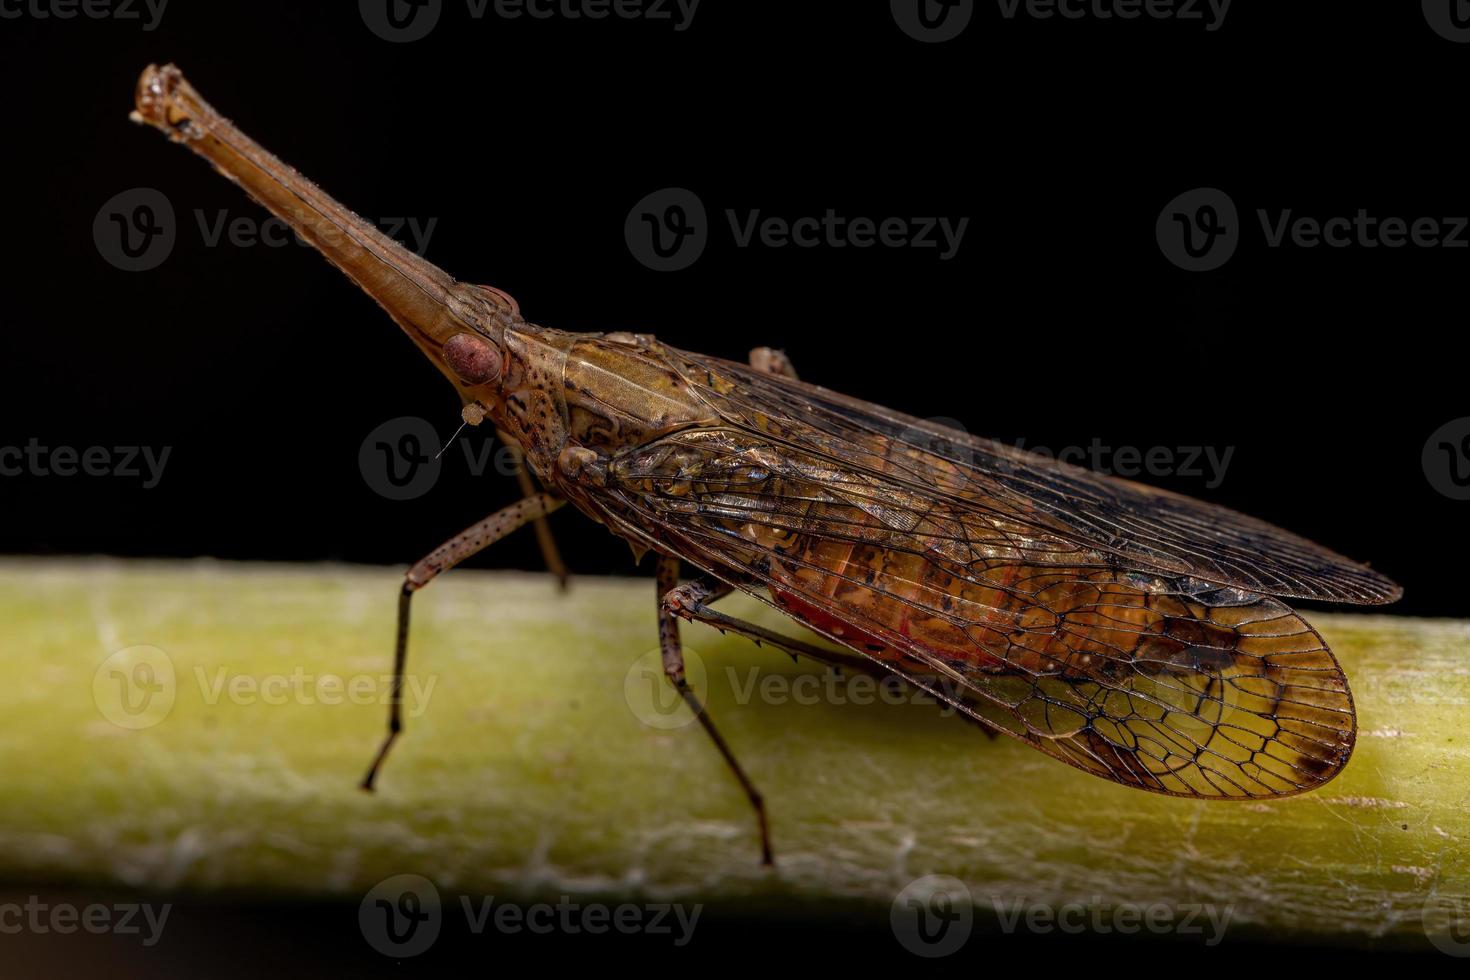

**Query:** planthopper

left=131, top=64, right=1401, bottom=865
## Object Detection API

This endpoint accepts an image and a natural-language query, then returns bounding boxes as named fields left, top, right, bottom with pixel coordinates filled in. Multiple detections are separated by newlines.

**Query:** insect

left=133, top=64, right=1401, bottom=865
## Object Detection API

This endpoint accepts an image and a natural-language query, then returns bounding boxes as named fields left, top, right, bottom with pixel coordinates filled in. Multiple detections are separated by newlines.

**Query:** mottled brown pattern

left=604, top=416, right=1357, bottom=798
left=134, top=63, right=1397, bottom=803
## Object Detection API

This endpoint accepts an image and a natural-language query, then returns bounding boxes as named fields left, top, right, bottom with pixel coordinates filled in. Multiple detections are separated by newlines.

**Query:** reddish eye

left=443, top=333, right=501, bottom=385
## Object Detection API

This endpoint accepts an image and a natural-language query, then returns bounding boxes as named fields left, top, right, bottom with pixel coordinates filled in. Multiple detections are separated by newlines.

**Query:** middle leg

left=665, top=573, right=1005, bottom=740
left=655, top=556, right=773, bottom=866
left=498, top=429, right=569, bottom=589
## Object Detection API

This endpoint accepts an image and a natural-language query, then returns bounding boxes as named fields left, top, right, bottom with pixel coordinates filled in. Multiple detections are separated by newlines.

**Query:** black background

left=2, top=1, right=1462, bottom=618
left=0, top=1, right=1464, bottom=971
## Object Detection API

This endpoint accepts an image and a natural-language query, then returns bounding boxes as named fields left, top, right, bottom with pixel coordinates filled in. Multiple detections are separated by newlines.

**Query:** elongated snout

left=132, top=64, right=510, bottom=391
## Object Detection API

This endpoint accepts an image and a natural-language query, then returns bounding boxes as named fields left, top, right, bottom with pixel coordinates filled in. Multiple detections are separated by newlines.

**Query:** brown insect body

left=133, top=65, right=1401, bottom=862
left=573, top=350, right=1363, bottom=796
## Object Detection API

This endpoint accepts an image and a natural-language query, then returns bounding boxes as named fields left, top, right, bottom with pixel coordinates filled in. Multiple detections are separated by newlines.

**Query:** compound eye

left=443, top=333, right=501, bottom=385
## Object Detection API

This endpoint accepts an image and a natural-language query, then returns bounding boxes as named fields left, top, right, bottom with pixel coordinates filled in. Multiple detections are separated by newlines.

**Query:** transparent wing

left=604, top=418, right=1355, bottom=798
left=662, top=348, right=1400, bottom=605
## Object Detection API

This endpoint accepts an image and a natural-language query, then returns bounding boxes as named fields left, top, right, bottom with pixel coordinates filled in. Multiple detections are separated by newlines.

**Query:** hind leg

left=654, top=556, right=773, bottom=865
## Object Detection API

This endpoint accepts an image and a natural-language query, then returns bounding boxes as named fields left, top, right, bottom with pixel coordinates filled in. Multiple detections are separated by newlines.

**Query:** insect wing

left=664, top=351, right=1399, bottom=606
left=602, top=347, right=1361, bottom=797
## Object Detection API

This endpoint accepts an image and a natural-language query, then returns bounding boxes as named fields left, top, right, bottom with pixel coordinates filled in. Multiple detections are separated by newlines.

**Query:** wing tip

left=1327, top=564, right=1403, bottom=606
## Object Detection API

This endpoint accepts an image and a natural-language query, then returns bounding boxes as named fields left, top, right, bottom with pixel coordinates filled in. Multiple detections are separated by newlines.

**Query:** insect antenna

left=435, top=418, right=470, bottom=461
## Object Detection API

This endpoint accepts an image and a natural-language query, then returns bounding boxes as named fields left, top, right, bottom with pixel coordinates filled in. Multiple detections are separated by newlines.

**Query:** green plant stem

left=1, top=559, right=1466, bottom=947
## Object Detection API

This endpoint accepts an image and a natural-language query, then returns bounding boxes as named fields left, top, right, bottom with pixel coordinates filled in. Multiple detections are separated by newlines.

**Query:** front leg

left=361, top=492, right=565, bottom=791
left=656, top=556, right=773, bottom=866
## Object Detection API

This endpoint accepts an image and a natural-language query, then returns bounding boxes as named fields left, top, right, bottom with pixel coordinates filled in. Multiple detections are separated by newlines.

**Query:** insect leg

left=748, top=347, right=798, bottom=380
left=498, top=429, right=569, bottom=590
left=668, top=584, right=1005, bottom=740
left=656, top=556, right=774, bottom=866
left=669, top=591, right=852, bottom=666
left=361, top=492, right=566, bottom=792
